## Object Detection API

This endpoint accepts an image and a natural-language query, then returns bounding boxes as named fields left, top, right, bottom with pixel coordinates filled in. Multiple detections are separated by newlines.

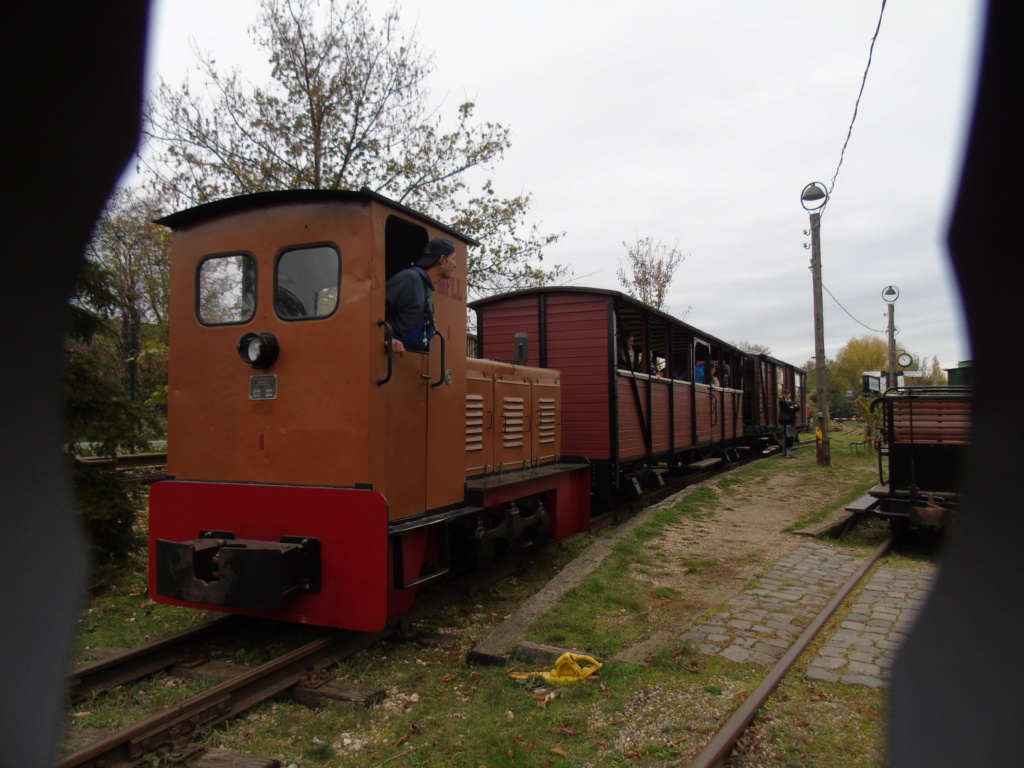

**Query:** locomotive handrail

left=377, top=319, right=394, bottom=386
left=428, top=330, right=447, bottom=388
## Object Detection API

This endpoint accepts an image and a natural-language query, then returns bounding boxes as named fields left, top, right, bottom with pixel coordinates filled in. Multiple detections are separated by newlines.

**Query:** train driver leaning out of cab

left=385, top=237, right=457, bottom=356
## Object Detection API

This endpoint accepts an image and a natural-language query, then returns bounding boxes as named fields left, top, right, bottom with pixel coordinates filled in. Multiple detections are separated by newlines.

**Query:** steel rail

left=68, top=616, right=240, bottom=703
left=60, top=546, right=527, bottom=766
left=59, top=628, right=385, bottom=768
left=686, top=532, right=893, bottom=768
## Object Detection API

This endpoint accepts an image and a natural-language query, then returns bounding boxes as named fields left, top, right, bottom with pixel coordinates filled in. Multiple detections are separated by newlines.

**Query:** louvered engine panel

left=530, top=366, right=561, bottom=465
left=495, top=376, right=531, bottom=471
left=465, top=361, right=496, bottom=478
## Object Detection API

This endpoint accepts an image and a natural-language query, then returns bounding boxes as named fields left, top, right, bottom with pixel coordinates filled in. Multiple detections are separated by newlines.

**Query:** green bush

left=70, top=459, right=141, bottom=573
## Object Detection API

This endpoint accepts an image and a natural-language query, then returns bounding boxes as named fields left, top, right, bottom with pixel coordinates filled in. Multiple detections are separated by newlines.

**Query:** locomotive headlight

left=237, top=331, right=280, bottom=369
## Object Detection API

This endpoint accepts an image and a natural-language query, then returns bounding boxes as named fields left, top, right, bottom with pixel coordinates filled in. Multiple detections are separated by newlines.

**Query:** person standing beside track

left=779, top=389, right=799, bottom=458
left=385, top=237, right=457, bottom=356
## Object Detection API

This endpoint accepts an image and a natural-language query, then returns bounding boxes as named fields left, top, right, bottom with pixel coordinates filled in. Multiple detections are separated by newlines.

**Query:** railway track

left=61, top=630, right=376, bottom=767
left=61, top=533, right=543, bottom=767
left=68, top=617, right=240, bottom=704
left=61, top=445, right=816, bottom=766
left=685, top=533, right=894, bottom=768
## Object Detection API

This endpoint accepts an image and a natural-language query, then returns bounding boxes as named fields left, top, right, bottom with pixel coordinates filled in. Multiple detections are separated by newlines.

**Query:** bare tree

left=616, top=236, right=687, bottom=312
left=732, top=340, right=773, bottom=356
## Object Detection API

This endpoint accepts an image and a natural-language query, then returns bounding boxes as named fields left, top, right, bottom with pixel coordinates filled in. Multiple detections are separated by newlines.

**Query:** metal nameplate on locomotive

left=249, top=374, right=278, bottom=400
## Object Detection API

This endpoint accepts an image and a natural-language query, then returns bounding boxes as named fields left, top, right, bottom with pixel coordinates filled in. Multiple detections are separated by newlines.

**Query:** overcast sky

left=146, top=0, right=984, bottom=370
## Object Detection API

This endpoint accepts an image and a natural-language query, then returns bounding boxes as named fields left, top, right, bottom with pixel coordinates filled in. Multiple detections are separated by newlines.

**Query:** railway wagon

left=745, top=353, right=809, bottom=439
left=147, top=189, right=589, bottom=631
left=866, top=384, right=972, bottom=529
left=471, top=287, right=767, bottom=506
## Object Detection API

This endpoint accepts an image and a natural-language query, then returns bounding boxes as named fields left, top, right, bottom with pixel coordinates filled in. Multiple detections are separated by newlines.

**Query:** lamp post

left=882, top=285, right=899, bottom=389
left=802, top=182, right=831, bottom=466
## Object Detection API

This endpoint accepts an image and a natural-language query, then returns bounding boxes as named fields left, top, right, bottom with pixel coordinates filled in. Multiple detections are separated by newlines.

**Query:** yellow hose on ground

left=509, top=652, right=603, bottom=684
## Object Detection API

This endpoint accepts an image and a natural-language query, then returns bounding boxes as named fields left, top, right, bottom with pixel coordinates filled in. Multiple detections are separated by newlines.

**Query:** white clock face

left=897, top=353, right=913, bottom=367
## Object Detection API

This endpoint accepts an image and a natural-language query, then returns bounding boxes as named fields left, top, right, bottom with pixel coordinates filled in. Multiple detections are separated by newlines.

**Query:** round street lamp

left=801, top=182, right=828, bottom=212
left=802, top=182, right=830, bottom=466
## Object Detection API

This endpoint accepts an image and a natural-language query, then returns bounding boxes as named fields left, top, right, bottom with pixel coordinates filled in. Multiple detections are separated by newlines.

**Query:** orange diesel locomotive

left=148, top=190, right=590, bottom=631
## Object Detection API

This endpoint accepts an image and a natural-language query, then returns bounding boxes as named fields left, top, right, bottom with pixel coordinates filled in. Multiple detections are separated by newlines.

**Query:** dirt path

left=615, top=450, right=869, bottom=664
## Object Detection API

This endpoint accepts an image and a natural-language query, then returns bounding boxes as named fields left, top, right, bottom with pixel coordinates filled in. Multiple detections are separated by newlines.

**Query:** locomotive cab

left=149, top=190, right=473, bottom=630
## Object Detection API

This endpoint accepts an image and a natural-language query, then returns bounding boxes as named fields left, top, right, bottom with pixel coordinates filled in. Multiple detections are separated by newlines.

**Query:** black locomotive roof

left=155, top=187, right=480, bottom=246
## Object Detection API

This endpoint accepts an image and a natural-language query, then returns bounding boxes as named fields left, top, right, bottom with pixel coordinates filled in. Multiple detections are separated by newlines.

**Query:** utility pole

left=883, top=286, right=899, bottom=389
left=802, top=183, right=831, bottom=467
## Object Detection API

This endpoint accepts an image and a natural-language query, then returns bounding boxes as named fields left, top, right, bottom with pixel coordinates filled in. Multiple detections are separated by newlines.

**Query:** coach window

left=275, top=245, right=340, bottom=320
left=694, top=341, right=712, bottom=384
left=197, top=253, right=256, bottom=325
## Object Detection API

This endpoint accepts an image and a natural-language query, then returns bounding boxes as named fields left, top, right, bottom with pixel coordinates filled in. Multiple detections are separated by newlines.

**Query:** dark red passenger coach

left=471, top=287, right=806, bottom=506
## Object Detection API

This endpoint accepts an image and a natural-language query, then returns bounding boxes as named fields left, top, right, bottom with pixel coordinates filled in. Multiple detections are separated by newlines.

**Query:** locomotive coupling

left=155, top=533, right=322, bottom=610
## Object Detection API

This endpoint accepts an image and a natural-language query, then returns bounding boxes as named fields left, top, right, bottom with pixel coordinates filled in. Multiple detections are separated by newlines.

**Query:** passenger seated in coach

left=645, top=354, right=660, bottom=377
left=711, top=362, right=721, bottom=386
left=694, top=359, right=708, bottom=384
left=671, top=355, right=690, bottom=381
left=618, top=334, right=643, bottom=372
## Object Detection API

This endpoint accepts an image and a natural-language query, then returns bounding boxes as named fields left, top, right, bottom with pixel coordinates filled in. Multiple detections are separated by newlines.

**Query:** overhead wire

left=822, top=283, right=886, bottom=333
left=821, top=0, right=888, bottom=216
left=814, top=0, right=890, bottom=334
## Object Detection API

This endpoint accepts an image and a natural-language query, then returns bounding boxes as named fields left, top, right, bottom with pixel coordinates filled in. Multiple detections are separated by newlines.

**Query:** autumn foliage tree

left=831, top=336, right=889, bottom=396
left=85, top=187, right=171, bottom=407
left=141, top=0, right=565, bottom=296
left=806, top=335, right=947, bottom=418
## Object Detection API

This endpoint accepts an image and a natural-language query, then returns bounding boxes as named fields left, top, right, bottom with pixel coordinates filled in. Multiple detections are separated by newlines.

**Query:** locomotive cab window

left=275, top=245, right=340, bottom=320
left=197, top=253, right=257, bottom=325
